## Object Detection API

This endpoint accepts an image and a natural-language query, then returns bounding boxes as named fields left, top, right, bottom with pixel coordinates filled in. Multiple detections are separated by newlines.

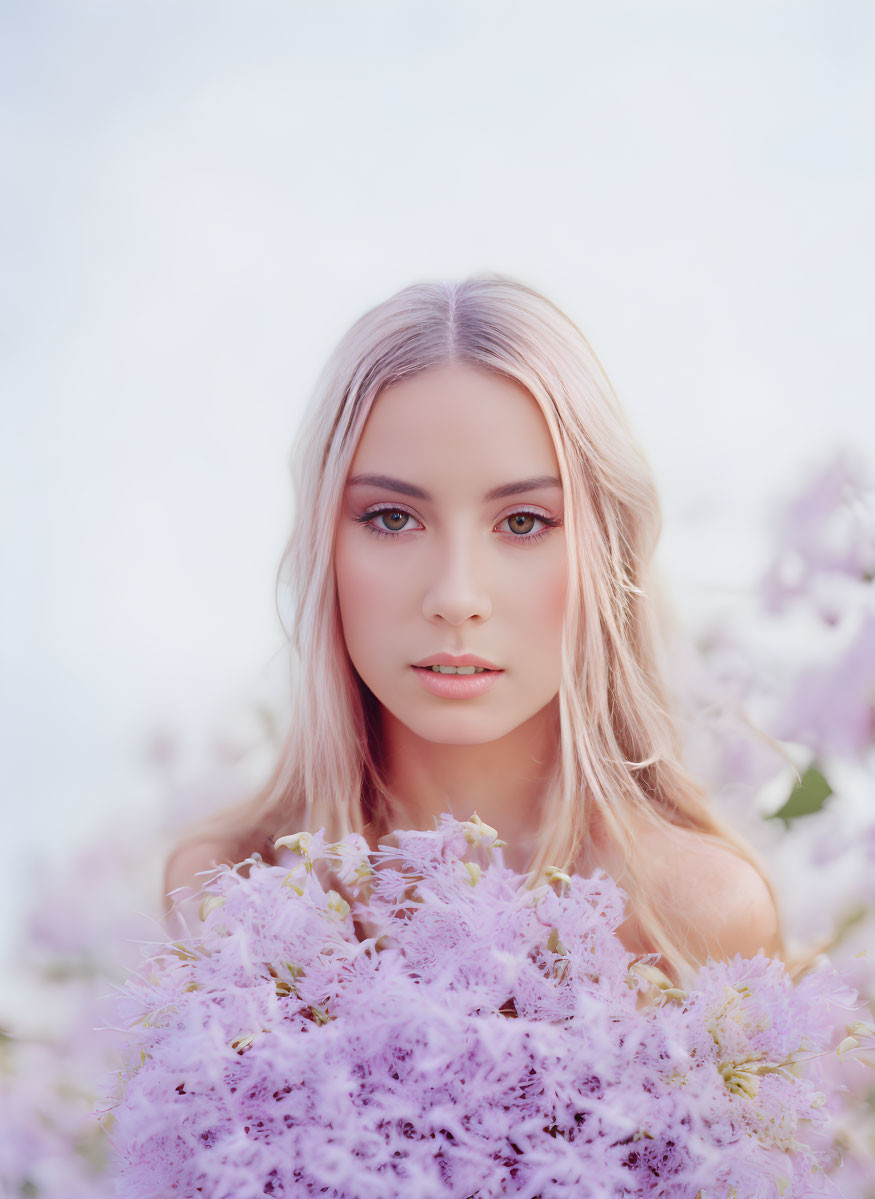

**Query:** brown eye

left=507, top=513, right=536, bottom=535
left=380, top=510, right=410, bottom=532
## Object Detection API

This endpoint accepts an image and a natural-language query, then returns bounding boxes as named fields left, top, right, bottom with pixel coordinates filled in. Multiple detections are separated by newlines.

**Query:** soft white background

left=2, top=0, right=873, bottom=966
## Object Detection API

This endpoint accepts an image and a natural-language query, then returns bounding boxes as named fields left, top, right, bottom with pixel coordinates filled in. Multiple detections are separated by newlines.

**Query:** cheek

left=518, top=552, right=567, bottom=627
left=547, top=559, right=569, bottom=622
left=337, top=539, right=403, bottom=609
left=334, top=538, right=405, bottom=660
left=514, top=554, right=567, bottom=679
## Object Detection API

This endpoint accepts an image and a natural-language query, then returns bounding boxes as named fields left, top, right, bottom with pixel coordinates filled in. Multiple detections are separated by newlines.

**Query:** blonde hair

left=164, top=273, right=781, bottom=981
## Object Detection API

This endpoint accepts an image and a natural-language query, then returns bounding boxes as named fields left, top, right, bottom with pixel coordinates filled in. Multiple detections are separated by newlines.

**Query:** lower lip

left=412, top=666, right=504, bottom=698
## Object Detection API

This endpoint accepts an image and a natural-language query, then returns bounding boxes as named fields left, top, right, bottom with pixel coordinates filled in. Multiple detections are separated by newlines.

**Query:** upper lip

left=412, top=653, right=502, bottom=670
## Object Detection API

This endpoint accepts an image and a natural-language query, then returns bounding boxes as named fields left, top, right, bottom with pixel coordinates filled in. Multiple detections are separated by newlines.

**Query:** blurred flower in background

left=0, top=697, right=284, bottom=1197
left=668, top=452, right=875, bottom=1192
left=1, top=453, right=874, bottom=1195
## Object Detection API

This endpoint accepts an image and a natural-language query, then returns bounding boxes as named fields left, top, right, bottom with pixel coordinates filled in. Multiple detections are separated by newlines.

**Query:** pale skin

left=167, top=362, right=779, bottom=962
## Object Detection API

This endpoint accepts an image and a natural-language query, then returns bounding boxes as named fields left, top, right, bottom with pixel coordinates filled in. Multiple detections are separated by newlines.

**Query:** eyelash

left=355, top=506, right=562, bottom=544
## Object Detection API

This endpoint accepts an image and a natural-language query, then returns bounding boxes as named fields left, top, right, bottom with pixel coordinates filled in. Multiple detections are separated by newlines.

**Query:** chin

left=402, top=713, right=521, bottom=746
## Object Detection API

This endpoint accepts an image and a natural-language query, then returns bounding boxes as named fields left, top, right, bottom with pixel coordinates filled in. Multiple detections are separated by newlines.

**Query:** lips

left=412, top=662, right=504, bottom=698
left=412, top=653, right=501, bottom=670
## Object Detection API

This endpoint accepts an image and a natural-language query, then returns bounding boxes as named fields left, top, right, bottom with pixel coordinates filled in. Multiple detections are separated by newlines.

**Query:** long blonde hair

left=164, top=273, right=780, bottom=980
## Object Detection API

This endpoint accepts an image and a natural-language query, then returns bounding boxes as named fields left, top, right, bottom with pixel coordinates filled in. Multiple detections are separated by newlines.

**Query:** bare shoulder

left=161, top=841, right=231, bottom=938
left=640, top=822, right=781, bottom=963
left=163, top=841, right=229, bottom=901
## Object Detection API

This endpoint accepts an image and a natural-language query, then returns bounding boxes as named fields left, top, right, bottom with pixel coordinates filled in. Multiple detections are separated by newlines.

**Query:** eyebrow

left=345, top=473, right=562, bottom=502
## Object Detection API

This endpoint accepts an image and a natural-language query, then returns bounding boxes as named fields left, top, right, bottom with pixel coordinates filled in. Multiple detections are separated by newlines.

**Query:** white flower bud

left=198, top=894, right=226, bottom=921
left=461, top=813, right=499, bottom=846
left=463, top=861, right=482, bottom=886
left=847, top=1020, right=875, bottom=1038
left=326, top=890, right=351, bottom=919
left=275, top=831, right=313, bottom=856
left=230, top=1033, right=255, bottom=1053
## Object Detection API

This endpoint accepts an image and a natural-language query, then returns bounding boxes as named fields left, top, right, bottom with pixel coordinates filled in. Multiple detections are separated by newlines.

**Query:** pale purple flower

left=101, top=815, right=868, bottom=1198
left=761, top=455, right=875, bottom=615
left=771, top=611, right=875, bottom=757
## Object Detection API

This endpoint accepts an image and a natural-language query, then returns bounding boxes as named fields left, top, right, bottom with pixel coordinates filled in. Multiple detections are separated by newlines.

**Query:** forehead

left=349, top=363, right=560, bottom=479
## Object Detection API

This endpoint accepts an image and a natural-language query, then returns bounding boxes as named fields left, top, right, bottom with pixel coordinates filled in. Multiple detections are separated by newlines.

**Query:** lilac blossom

left=102, top=816, right=867, bottom=1198
left=761, top=453, right=875, bottom=615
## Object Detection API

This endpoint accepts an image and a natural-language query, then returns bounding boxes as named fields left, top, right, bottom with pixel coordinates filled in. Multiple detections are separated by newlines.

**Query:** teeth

left=429, top=665, right=487, bottom=675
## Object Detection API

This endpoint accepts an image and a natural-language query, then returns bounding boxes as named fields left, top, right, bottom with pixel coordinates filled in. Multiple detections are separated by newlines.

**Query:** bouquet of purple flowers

left=102, top=815, right=868, bottom=1198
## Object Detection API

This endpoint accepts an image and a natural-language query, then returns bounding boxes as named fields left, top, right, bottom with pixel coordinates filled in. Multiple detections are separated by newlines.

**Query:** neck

left=377, top=698, right=560, bottom=873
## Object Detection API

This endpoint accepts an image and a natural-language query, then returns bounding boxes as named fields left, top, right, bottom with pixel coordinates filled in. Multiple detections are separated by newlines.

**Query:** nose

left=421, top=528, right=493, bottom=627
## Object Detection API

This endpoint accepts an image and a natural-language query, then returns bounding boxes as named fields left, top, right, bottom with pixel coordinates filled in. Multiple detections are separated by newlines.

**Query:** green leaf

left=768, top=764, right=833, bottom=824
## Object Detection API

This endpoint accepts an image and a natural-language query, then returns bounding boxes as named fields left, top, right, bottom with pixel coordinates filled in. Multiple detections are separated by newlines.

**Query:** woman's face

left=334, top=361, right=568, bottom=746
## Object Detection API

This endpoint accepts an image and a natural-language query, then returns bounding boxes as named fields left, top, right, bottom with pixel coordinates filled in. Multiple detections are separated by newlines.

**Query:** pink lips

left=412, top=652, right=501, bottom=670
left=411, top=652, right=504, bottom=699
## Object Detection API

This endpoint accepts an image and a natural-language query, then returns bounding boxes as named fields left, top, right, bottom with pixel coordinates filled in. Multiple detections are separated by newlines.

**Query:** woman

left=163, top=273, right=781, bottom=982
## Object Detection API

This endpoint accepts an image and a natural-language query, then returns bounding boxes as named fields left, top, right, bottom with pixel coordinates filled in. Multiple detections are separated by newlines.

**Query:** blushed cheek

left=335, top=545, right=402, bottom=671
left=337, top=549, right=401, bottom=617
left=336, top=558, right=366, bottom=612
left=537, top=561, right=569, bottom=684
left=550, top=562, right=569, bottom=620
left=535, top=556, right=568, bottom=626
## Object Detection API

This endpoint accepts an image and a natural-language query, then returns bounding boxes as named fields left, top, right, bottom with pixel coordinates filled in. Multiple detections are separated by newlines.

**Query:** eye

left=497, top=510, right=561, bottom=541
left=374, top=509, right=410, bottom=533
left=505, top=512, right=538, bottom=536
left=355, top=506, right=423, bottom=537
